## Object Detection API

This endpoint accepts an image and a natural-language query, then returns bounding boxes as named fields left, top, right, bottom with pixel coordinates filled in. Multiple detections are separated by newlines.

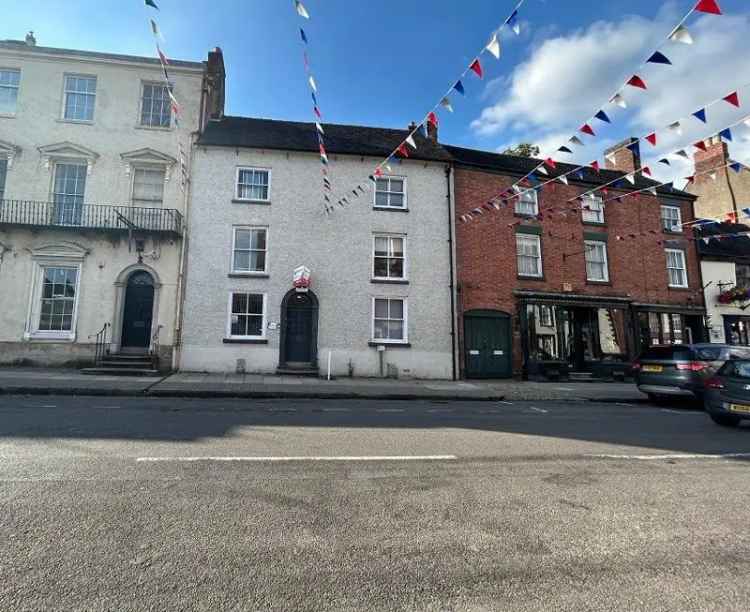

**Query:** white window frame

left=230, top=226, right=269, bottom=275
left=25, top=260, right=83, bottom=341
left=374, top=176, right=407, bottom=210
left=139, top=81, right=172, bottom=129
left=584, top=240, right=609, bottom=282
left=0, top=68, right=21, bottom=116
left=61, top=73, right=97, bottom=123
left=581, top=195, right=605, bottom=224
left=514, top=187, right=538, bottom=216
left=372, top=234, right=407, bottom=281
left=516, top=234, right=543, bottom=278
left=130, top=165, right=166, bottom=208
left=371, top=296, right=408, bottom=344
left=226, top=292, right=267, bottom=340
left=661, top=205, right=682, bottom=233
left=235, top=167, right=271, bottom=203
left=665, top=248, right=688, bottom=288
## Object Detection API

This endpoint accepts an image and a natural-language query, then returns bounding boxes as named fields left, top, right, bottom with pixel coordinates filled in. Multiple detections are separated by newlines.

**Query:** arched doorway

left=463, top=310, right=512, bottom=379
left=279, top=289, right=319, bottom=370
left=121, top=270, right=155, bottom=352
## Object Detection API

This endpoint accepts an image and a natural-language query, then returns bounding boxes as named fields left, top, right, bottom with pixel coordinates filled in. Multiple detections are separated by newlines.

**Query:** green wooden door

left=464, top=311, right=512, bottom=379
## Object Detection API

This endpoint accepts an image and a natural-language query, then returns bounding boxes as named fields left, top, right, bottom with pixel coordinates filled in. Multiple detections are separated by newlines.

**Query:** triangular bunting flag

left=373, top=168, right=383, bottom=178
left=545, top=158, right=556, bottom=169
left=558, top=175, right=569, bottom=185
left=569, top=136, right=584, bottom=146
left=580, top=124, right=596, bottom=136
left=647, top=187, right=658, bottom=196
left=156, top=45, right=169, bottom=66
left=624, top=173, right=636, bottom=185
left=692, top=108, right=707, bottom=123
left=314, top=106, right=322, bottom=119
left=720, top=128, right=733, bottom=142
left=311, top=91, right=317, bottom=105
left=669, top=25, right=694, bottom=44
left=594, top=110, right=611, bottom=123
left=610, top=93, right=627, bottom=109
left=742, top=207, right=750, bottom=217
left=730, top=162, right=743, bottom=173
left=440, top=97, right=454, bottom=112
left=626, top=75, right=647, bottom=90
left=469, top=59, right=483, bottom=79
left=646, top=133, right=657, bottom=146
left=723, top=91, right=740, bottom=107
left=626, top=141, right=640, bottom=153
left=537, top=166, right=549, bottom=176
left=308, top=75, right=317, bottom=92
left=505, top=10, right=520, bottom=35
left=709, top=172, right=718, bottom=181
left=145, top=0, right=159, bottom=8
left=295, top=1, right=310, bottom=19
left=647, top=51, right=672, bottom=65
left=453, top=80, right=465, bottom=95
left=694, top=140, right=708, bottom=152
left=605, top=152, right=617, bottom=165
left=558, top=146, right=573, bottom=154
left=421, top=123, right=429, bottom=138
left=427, top=111, right=439, bottom=127
left=485, top=33, right=501, bottom=59
left=575, top=171, right=585, bottom=180
left=591, top=160, right=600, bottom=172
left=694, top=0, right=722, bottom=15
left=316, top=122, right=325, bottom=135
left=642, top=167, right=652, bottom=177
left=300, top=28, right=308, bottom=43
left=150, top=19, right=162, bottom=39
left=405, top=135, right=417, bottom=149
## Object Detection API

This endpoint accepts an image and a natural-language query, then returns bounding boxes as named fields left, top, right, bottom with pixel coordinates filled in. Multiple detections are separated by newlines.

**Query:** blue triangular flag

left=144, top=0, right=159, bottom=8
left=575, top=171, right=585, bottom=180
left=742, top=207, right=750, bottom=217
left=594, top=110, right=611, bottom=123
left=613, top=179, right=625, bottom=188
left=720, top=128, right=733, bottom=142
left=626, top=141, right=640, bottom=153
left=421, top=123, right=429, bottom=138
left=300, top=28, right=308, bottom=43
left=505, top=10, right=520, bottom=34
left=647, top=51, right=672, bottom=65
left=693, top=108, right=707, bottom=123
left=731, top=162, right=743, bottom=173
left=557, top=146, right=573, bottom=154
left=658, top=158, right=671, bottom=166
left=453, top=80, right=465, bottom=96
left=311, top=92, right=317, bottom=105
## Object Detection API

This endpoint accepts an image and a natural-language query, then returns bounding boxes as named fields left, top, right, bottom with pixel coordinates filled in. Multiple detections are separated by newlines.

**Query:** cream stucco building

left=0, top=35, right=220, bottom=370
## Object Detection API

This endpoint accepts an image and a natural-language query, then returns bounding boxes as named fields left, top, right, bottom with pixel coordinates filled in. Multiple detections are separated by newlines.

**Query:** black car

left=704, top=360, right=750, bottom=427
left=634, top=344, right=750, bottom=402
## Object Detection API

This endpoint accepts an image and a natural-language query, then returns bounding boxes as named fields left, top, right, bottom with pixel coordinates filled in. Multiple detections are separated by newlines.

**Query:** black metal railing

left=0, top=199, right=183, bottom=235
left=90, top=322, right=111, bottom=367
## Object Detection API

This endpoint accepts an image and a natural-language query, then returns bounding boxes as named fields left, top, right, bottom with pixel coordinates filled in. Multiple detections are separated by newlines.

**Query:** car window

left=694, top=346, right=723, bottom=361
left=727, top=347, right=750, bottom=360
left=639, top=346, right=692, bottom=360
left=720, top=360, right=750, bottom=378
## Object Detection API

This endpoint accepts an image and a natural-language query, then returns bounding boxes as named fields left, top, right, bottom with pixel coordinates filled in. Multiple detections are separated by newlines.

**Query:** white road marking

left=40, top=405, right=57, bottom=408
left=586, top=453, right=750, bottom=461
left=136, top=455, right=458, bottom=463
left=498, top=401, right=514, bottom=405
left=322, top=408, right=350, bottom=412
left=427, top=408, right=454, bottom=413
left=661, top=409, right=702, bottom=415
left=554, top=387, right=575, bottom=392
left=376, top=408, right=405, bottom=413
left=529, top=406, right=549, bottom=414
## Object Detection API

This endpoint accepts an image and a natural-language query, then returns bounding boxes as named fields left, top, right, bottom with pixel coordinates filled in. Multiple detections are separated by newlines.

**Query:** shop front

left=633, top=304, right=707, bottom=353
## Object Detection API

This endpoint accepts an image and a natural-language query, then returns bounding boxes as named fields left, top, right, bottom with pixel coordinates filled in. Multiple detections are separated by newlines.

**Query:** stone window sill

left=232, top=199, right=271, bottom=206
left=368, top=341, right=411, bottom=348
left=223, top=338, right=269, bottom=344
left=56, top=118, right=94, bottom=126
left=373, top=206, right=409, bottom=213
left=134, top=124, right=173, bottom=132
left=371, top=278, right=409, bottom=285
left=517, top=275, right=546, bottom=281
left=228, top=273, right=269, bottom=279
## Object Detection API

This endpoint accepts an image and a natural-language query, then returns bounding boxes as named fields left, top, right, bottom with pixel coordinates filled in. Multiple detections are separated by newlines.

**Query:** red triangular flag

left=694, top=140, right=708, bottom=152
left=397, top=143, right=409, bottom=158
left=626, top=75, right=647, bottom=90
left=726, top=212, right=738, bottom=223
left=601, top=187, right=609, bottom=196
left=545, top=158, right=556, bottom=169
left=645, top=133, right=657, bottom=146
left=427, top=111, right=439, bottom=127
left=723, top=91, right=740, bottom=107
left=695, top=0, right=722, bottom=15
left=374, top=167, right=383, bottom=177
left=469, top=59, right=483, bottom=79
left=642, top=166, right=652, bottom=176
left=580, top=124, right=596, bottom=137
left=591, top=160, right=600, bottom=172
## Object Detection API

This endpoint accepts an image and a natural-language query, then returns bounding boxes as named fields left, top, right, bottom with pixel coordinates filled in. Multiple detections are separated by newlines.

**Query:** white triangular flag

left=308, top=75, right=317, bottom=92
left=537, top=166, right=549, bottom=176
left=569, top=136, right=584, bottom=146
left=557, top=174, right=569, bottom=185
left=709, top=172, right=717, bottom=181
left=610, top=93, right=627, bottom=109
left=744, top=118, right=750, bottom=128
left=625, top=173, right=635, bottom=185
left=440, top=97, right=454, bottom=113
left=385, top=163, right=393, bottom=173
left=669, top=25, right=693, bottom=45
left=316, top=122, right=325, bottom=135
left=295, top=1, right=310, bottom=19
left=702, top=237, right=711, bottom=245
left=647, top=187, right=658, bottom=196
left=405, top=135, right=417, bottom=149
left=668, top=121, right=683, bottom=135
left=605, top=152, right=617, bottom=165
left=485, top=33, right=501, bottom=59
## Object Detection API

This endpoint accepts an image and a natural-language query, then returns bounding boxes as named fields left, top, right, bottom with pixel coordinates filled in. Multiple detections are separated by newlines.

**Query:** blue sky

left=4, top=0, right=750, bottom=183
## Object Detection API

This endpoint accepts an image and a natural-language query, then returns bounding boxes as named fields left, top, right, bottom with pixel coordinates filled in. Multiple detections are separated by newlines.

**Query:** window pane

left=390, top=180, right=404, bottom=193
left=0, top=69, right=20, bottom=114
left=374, top=237, right=388, bottom=256
left=375, top=192, right=388, bottom=207
left=388, top=258, right=404, bottom=278
left=389, top=299, right=404, bottom=319
left=250, top=229, right=266, bottom=250
left=374, top=299, right=388, bottom=319
left=231, top=316, right=246, bottom=337
left=389, top=194, right=404, bottom=208
left=374, top=257, right=388, bottom=278
left=246, top=315, right=263, bottom=337
left=388, top=321, right=404, bottom=340
left=247, top=294, right=263, bottom=315
left=232, top=293, right=248, bottom=314
left=235, top=230, right=251, bottom=250
left=374, top=320, right=388, bottom=339
left=250, top=251, right=266, bottom=272
left=233, top=251, right=250, bottom=271
left=141, top=83, right=171, bottom=127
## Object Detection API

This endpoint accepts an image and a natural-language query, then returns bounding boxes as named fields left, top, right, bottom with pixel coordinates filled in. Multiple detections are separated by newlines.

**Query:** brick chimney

left=426, top=120, right=438, bottom=143
left=604, top=137, right=641, bottom=173
left=199, top=47, right=225, bottom=132
left=689, top=135, right=734, bottom=220
left=694, top=136, right=728, bottom=176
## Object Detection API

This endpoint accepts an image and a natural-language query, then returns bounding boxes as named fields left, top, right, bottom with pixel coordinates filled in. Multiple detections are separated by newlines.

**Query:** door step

left=275, top=367, right=319, bottom=377
left=568, top=372, right=595, bottom=381
left=81, top=367, right=161, bottom=377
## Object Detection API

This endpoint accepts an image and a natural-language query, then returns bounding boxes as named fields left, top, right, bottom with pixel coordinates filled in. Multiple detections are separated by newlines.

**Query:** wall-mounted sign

left=293, top=266, right=311, bottom=292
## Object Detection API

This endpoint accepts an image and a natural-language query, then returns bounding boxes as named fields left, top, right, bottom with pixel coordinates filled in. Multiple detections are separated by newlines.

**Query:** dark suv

left=634, top=344, right=750, bottom=402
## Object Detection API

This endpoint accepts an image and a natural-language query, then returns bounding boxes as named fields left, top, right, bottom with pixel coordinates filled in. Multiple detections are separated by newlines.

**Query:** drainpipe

left=445, top=164, right=458, bottom=381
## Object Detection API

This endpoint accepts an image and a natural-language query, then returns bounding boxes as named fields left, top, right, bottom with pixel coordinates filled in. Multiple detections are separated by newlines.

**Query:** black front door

left=464, top=311, right=512, bottom=379
left=284, top=292, right=314, bottom=364
left=121, top=271, right=155, bottom=349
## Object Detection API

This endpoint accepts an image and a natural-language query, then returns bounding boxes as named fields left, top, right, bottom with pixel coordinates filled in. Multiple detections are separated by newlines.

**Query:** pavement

left=0, top=367, right=647, bottom=402
left=0, top=395, right=748, bottom=611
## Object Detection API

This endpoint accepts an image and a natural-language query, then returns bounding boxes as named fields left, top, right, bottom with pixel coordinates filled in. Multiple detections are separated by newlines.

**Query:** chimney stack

left=694, top=136, right=728, bottom=177
left=25, top=31, right=36, bottom=46
left=604, top=137, right=641, bottom=174
left=200, top=47, right=226, bottom=132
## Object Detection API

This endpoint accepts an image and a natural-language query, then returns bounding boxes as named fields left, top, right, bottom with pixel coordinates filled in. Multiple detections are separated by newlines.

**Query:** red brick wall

left=454, top=165, right=704, bottom=375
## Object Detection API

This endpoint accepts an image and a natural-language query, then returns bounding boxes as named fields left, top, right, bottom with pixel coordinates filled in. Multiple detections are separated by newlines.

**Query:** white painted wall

left=702, top=259, right=748, bottom=343
left=0, top=43, right=203, bottom=366
left=181, top=145, right=454, bottom=379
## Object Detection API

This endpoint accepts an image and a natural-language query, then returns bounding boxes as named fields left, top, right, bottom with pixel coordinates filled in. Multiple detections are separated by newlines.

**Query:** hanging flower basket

left=718, top=287, right=750, bottom=304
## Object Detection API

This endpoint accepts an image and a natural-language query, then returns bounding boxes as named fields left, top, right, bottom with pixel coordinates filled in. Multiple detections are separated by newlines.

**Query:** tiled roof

left=696, top=222, right=750, bottom=259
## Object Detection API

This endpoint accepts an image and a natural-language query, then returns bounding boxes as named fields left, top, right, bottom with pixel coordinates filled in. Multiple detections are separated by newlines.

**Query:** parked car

left=704, top=360, right=750, bottom=427
left=633, top=344, right=750, bottom=402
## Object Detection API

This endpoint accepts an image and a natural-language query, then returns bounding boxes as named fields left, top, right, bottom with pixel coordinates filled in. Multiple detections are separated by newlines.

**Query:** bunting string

left=480, top=0, right=726, bottom=212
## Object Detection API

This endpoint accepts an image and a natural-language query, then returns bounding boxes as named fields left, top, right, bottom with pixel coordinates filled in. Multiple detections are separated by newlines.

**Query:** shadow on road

left=0, top=395, right=748, bottom=458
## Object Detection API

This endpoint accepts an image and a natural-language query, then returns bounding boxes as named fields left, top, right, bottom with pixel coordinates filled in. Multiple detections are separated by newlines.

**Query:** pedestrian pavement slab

left=0, top=367, right=647, bottom=402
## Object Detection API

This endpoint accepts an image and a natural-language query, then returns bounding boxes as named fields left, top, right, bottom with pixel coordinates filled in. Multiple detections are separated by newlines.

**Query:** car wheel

left=647, top=393, right=664, bottom=404
left=709, top=412, right=741, bottom=428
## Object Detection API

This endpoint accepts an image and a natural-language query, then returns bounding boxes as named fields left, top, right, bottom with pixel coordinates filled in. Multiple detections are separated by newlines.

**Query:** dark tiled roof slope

left=0, top=40, right=204, bottom=70
left=198, top=116, right=453, bottom=162
left=696, top=222, right=750, bottom=259
left=444, top=144, right=694, bottom=200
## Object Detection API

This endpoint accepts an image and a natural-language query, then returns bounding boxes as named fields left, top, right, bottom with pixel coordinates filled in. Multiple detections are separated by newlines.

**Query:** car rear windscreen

left=719, top=360, right=750, bottom=378
left=693, top=346, right=723, bottom=361
left=639, top=346, right=693, bottom=360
